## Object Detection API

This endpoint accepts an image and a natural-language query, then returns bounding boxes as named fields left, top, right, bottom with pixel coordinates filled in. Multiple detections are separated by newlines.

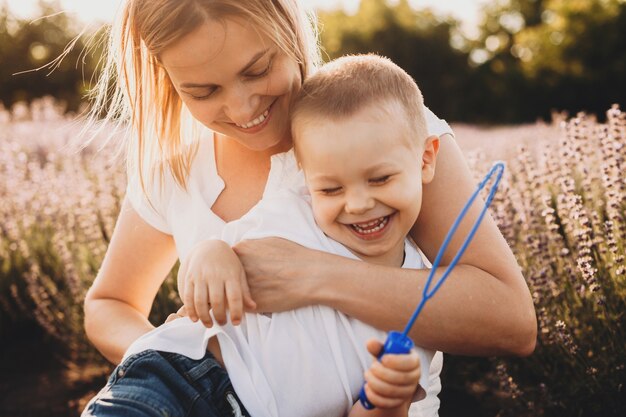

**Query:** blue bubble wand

left=359, top=161, right=506, bottom=409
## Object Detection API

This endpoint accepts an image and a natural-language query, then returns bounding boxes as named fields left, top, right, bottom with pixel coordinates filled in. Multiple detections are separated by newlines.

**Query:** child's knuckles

left=363, top=369, right=373, bottom=382
left=213, top=309, right=227, bottom=324
left=228, top=291, right=243, bottom=304
left=412, top=369, right=422, bottom=382
left=395, top=370, right=417, bottom=384
left=370, top=361, right=384, bottom=375
left=381, top=354, right=402, bottom=367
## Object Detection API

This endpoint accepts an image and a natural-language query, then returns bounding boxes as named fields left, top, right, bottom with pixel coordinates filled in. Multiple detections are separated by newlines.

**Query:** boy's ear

left=421, top=135, right=440, bottom=184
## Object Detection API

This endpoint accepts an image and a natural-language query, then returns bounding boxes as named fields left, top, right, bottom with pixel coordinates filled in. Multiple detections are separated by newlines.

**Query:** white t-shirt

left=124, top=108, right=452, bottom=417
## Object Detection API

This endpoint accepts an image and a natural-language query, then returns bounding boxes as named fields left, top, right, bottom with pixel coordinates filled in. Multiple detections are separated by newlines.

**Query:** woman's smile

left=161, top=18, right=302, bottom=151
left=231, top=100, right=276, bottom=133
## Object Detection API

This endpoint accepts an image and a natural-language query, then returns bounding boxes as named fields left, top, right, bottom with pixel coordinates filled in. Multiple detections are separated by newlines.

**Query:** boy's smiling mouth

left=346, top=214, right=393, bottom=239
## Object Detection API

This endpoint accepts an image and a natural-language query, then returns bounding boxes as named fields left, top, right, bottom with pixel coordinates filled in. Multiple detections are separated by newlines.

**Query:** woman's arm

left=235, top=135, right=536, bottom=356
left=84, top=197, right=179, bottom=364
left=408, top=133, right=536, bottom=355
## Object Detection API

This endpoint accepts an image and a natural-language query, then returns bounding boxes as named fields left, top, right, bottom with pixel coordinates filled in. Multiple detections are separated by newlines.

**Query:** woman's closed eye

left=246, top=57, right=274, bottom=79
left=246, top=63, right=271, bottom=78
left=182, top=57, right=274, bottom=100
left=185, top=87, right=218, bottom=101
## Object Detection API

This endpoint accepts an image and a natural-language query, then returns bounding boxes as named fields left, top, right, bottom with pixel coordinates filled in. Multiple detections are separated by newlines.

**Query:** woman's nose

left=223, top=84, right=260, bottom=126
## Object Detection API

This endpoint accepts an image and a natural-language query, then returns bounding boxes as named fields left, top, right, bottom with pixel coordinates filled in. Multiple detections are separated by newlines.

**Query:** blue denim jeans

left=82, top=349, right=251, bottom=417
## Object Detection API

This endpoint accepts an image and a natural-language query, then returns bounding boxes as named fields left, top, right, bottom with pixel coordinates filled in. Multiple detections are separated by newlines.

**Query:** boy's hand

left=177, top=240, right=256, bottom=328
left=361, top=338, right=421, bottom=410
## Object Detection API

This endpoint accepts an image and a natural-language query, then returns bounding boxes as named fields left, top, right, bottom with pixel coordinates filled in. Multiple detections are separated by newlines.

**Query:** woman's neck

left=211, top=134, right=292, bottom=223
left=215, top=133, right=293, bottom=159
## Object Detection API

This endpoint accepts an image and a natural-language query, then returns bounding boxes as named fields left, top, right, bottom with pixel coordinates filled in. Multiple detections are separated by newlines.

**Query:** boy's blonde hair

left=85, top=0, right=321, bottom=191
left=291, top=54, right=428, bottom=149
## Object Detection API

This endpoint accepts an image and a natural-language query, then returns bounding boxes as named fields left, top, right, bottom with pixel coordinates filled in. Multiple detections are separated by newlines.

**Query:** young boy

left=124, top=54, right=441, bottom=417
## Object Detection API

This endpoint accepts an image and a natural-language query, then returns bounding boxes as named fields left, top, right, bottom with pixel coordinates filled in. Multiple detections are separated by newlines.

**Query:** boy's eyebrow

left=307, top=163, right=398, bottom=182
left=307, top=173, right=336, bottom=182
left=364, top=162, right=397, bottom=173
left=180, top=48, right=270, bottom=89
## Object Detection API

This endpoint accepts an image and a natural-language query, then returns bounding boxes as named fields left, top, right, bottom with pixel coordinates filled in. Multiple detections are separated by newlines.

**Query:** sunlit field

left=0, top=99, right=624, bottom=416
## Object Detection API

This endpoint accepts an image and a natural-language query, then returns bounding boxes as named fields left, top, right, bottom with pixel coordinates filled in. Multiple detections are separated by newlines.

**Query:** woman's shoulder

left=125, top=131, right=218, bottom=233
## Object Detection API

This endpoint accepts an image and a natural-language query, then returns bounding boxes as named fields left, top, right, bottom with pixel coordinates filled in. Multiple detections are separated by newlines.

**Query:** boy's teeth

left=351, top=216, right=389, bottom=234
left=237, top=108, right=269, bottom=129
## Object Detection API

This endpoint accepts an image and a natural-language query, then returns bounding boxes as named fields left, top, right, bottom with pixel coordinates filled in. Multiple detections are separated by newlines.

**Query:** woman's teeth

left=350, top=216, right=389, bottom=234
left=237, top=108, right=270, bottom=129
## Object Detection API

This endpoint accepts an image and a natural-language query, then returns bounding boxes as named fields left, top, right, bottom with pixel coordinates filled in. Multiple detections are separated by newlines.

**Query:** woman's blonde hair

left=85, top=0, right=321, bottom=191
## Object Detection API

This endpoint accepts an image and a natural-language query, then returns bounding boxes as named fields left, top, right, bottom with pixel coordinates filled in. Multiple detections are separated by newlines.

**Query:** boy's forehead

left=293, top=100, right=420, bottom=151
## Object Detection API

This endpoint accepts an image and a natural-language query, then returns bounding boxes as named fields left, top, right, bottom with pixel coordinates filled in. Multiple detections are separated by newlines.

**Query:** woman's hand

left=178, top=239, right=256, bottom=327
left=233, top=237, right=325, bottom=312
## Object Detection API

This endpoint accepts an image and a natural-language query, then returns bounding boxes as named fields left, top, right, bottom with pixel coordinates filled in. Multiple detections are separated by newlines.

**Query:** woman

left=82, top=0, right=536, bottom=415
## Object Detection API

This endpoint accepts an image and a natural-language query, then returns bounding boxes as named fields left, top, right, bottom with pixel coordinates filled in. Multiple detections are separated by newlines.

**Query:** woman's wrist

left=291, top=247, right=336, bottom=305
left=304, top=252, right=369, bottom=307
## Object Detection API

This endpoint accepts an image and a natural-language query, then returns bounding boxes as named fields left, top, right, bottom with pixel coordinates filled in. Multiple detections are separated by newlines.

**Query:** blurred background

left=2, top=0, right=625, bottom=122
left=0, top=1, right=624, bottom=416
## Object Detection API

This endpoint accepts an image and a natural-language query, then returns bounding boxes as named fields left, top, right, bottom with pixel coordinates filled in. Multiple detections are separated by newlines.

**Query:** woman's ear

left=421, top=135, right=440, bottom=184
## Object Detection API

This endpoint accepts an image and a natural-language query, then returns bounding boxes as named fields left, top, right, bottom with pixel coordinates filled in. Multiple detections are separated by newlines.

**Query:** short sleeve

left=125, top=171, right=172, bottom=234
left=424, top=106, right=454, bottom=138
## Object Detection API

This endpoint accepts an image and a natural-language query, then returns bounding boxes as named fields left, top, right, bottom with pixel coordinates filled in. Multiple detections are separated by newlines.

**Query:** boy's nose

left=344, top=191, right=375, bottom=215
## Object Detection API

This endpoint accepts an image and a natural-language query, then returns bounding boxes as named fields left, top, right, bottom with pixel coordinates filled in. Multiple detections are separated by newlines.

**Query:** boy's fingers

left=208, top=280, right=227, bottom=325
left=165, top=306, right=188, bottom=323
left=362, top=383, right=406, bottom=409
left=194, top=284, right=213, bottom=327
left=364, top=369, right=416, bottom=399
left=366, top=338, right=384, bottom=357
left=164, top=313, right=180, bottom=323
left=183, top=280, right=197, bottom=322
left=225, top=280, right=243, bottom=325
left=369, top=360, right=420, bottom=386
left=240, top=272, right=257, bottom=311
left=380, top=351, right=421, bottom=372
left=176, top=261, right=188, bottom=303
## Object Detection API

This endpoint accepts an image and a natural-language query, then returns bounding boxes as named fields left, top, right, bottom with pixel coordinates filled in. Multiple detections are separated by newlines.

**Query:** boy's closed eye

left=319, top=186, right=343, bottom=196
left=369, top=175, right=392, bottom=185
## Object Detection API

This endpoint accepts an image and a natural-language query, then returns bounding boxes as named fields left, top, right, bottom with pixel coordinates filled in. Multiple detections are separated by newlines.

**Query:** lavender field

left=0, top=99, right=624, bottom=416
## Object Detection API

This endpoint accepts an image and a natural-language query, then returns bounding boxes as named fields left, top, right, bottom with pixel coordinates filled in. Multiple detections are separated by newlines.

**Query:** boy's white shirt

left=124, top=107, right=452, bottom=417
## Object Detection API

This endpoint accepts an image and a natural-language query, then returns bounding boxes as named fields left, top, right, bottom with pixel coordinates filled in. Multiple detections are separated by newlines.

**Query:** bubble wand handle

left=359, top=161, right=505, bottom=410
left=402, top=161, right=505, bottom=336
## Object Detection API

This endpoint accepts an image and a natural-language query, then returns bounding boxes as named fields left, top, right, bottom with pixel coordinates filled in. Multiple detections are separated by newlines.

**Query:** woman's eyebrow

left=179, top=48, right=270, bottom=89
